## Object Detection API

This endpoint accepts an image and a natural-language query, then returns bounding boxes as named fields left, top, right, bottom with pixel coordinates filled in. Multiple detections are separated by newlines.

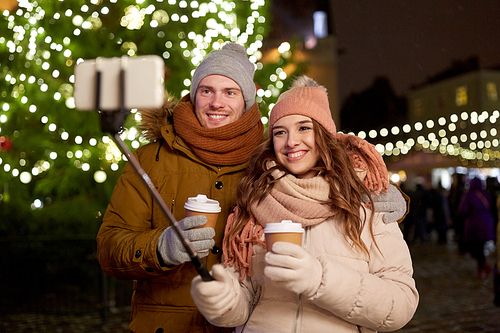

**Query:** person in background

left=428, top=183, right=451, bottom=244
left=458, top=177, right=495, bottom=279
left=486, top=177, right=500, bottom=305
left=486, top=177, right=499, bottom=237
left=190, top=76, right=418, bottom=332
left=495, top=208, right=500, bottom=306
left=409, top=183, right=429, bottom=245
left=449, top=173, right=466, bottom=253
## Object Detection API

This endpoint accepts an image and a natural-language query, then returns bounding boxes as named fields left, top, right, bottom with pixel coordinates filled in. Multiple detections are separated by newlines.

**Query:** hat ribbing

left=190, top=43, right=256, bottom=113
left=269, top=76, right=336, bottom=137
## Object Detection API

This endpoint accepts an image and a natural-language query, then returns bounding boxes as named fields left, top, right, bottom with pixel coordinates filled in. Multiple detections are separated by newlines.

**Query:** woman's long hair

left=226, top=120, right=375, bottom=255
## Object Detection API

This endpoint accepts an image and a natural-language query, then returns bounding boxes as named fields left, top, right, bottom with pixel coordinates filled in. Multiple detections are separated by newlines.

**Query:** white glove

left=191, top=264, right=239, bottom=320
left=264, top=242, right=322, bottom=297
left=371, top=184, right=407, bottom=223
left=157, top=215, right=215, bottom=265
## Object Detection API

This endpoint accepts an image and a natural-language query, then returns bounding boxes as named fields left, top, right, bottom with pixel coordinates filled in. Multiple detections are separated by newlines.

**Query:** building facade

left=384, top=70, right=500, bottom=188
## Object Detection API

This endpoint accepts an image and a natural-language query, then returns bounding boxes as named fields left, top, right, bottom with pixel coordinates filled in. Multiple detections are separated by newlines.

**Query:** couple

left=97, top=43, right=417, bottom=332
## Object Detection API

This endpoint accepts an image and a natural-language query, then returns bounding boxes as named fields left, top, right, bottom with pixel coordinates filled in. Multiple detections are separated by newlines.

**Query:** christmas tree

left=0, top=0, right=304, bottom=237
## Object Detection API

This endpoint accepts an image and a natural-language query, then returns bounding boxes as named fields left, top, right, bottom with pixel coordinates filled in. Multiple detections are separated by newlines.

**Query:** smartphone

left=74, top=55, right=165, bottom=111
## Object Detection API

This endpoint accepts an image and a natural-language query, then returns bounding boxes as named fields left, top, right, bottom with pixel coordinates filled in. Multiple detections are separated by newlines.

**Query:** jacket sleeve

left=96, top=156, right=168, bottom=280
left=203, top=266, right=258, bottom=328
left=308, top=213, right=419, bottom=332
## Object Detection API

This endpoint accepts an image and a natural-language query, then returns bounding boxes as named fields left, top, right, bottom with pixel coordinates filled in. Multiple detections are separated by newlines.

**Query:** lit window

left=455, top=86, right=468, bottom=106
left=486, top=82, right=498, bottom=101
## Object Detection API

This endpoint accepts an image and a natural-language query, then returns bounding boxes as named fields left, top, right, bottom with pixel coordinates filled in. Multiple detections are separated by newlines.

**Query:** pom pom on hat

left=190, top=43, right=256, bottom=113
left=269, top=75, right=336, bottom=137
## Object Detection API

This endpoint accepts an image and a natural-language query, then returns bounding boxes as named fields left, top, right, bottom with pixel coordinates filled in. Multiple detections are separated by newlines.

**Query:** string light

left=370, top=110, right=500, bottom=167
left=4, top=0, right=495, bottom=212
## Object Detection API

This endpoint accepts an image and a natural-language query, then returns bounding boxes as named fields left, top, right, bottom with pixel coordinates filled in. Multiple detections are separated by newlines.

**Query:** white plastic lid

left=184, top=194, right=221, bottom=213
left=263, top=220, right=304, bottom=233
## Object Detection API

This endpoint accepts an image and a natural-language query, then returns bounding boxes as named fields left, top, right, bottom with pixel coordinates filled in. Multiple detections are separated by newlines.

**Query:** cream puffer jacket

left=202, top=210, right=419, bottom=333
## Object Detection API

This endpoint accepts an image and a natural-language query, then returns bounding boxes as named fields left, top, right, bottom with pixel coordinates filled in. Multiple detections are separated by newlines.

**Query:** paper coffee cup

left=263, top=220, right=304, bottom=251
left=184, top=194, right=221, bottom=230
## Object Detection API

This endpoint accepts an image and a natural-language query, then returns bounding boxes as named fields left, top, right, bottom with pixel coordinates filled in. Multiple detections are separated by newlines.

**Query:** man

left=97, top=43, right=407, bottom=333
left=97, top=43, right=263, bottom=333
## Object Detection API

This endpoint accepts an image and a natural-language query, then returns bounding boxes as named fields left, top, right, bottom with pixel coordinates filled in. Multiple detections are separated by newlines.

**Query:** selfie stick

left=94, top=57, right=214, bottom=281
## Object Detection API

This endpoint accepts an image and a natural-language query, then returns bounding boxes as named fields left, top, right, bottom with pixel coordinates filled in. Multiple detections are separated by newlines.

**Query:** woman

left=191, top=76, right=418, bottom=332
left=458, top=177, right=495, bottom=279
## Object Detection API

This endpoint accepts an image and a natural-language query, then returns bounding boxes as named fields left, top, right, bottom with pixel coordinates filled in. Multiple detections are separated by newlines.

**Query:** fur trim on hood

left=138, top=95, right=178, bottom=142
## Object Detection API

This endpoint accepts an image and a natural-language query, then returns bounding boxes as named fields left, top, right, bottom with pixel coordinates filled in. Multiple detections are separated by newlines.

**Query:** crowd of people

left=402, top=175, right=499, bottom=282
left=402, top=182, right=451, bottom=246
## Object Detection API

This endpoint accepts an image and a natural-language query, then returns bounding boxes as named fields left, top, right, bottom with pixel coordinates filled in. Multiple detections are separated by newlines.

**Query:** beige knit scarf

left=224, top=168, right=335, bottom=279
left=173, top=95, right=264, bottom=165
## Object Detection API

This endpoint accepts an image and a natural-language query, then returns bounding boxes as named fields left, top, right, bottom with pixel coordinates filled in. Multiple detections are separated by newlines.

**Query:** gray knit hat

left=190, top=43, right=256, bottom=113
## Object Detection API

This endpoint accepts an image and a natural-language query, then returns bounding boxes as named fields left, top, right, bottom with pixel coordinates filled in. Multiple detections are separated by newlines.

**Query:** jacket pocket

left=152, top=193, right=176, bottom=228
left=129, top=304, right=200, bottom=333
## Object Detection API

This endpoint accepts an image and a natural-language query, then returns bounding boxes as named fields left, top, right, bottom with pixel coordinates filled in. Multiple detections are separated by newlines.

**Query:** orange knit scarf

left=173, top=95, right=264, bottom=165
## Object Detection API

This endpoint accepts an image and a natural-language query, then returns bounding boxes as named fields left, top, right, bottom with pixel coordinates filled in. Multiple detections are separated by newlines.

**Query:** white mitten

left=264, top=242, right=322, bottom=297
left=191, top=264, right=239, bottom=320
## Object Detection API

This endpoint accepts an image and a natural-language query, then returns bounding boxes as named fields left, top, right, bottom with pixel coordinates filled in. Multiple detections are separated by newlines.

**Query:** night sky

left=271, top=0, right=500, bottom=104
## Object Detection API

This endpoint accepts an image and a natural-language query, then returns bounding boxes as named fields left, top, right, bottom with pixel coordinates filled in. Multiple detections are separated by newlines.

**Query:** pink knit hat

left=269, top=75, right=336, bottom=137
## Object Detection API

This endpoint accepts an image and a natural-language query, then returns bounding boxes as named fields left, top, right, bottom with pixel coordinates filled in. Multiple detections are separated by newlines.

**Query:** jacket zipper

left=291, top=226, right=309, bottom=333
left=175, top=139, right=189, bottom=149
left=291, top=294, right=302, bottom=333
left=240, top=284, right=262, bottom=333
